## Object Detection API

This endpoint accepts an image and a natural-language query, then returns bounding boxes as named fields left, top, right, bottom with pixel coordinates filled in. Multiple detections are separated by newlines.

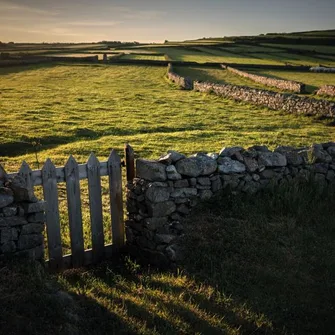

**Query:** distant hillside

left=191, top=29, right=335, bottom=46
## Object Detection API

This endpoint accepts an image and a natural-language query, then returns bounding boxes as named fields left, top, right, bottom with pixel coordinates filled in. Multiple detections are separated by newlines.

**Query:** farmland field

left=121, top=54, right=166, bottom=60
left=1, top=63, right=335, bottom=172
left=1, top=33, right=335, bottom=335
left=249, top=69, right=335, bottom=94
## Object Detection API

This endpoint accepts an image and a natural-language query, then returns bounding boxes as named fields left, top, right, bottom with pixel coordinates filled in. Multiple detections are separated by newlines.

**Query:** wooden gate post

left=124, top=143, right=135, bottom=182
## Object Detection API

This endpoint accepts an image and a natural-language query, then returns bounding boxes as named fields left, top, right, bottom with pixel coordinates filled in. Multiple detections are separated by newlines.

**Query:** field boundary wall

left=126, top=143, right=335, bottom=267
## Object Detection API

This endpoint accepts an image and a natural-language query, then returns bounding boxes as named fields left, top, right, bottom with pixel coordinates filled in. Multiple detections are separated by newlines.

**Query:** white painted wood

left=41, top=159, right=63, bottom=271
left=87, top=153, right=104, bottom=263
left=108, top=150, right=125, bottom=248
left=64, top=155, right=85, bottom=268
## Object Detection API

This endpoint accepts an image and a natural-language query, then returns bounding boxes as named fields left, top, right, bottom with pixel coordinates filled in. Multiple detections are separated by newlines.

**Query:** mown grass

left=250, top=69, right=335, bottom=94
left=1, top=63, right=335, bottom=171
left=1, top=62, right=334, bottom=256
left=260, top=43, right=335, bottom=55
left=174, top=66, right=280, bottom=90
left=121, top=54, right=166, bottom=61
left=1, top=183, right=334, bottom=334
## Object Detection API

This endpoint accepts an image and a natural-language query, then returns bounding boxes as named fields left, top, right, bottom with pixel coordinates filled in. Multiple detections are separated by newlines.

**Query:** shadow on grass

left=179, top=183, right=335, bottom=335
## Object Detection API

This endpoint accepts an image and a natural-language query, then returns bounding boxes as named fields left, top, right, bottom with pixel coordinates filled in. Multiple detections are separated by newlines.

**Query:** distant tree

left=164, top=40, right=169, bottom=44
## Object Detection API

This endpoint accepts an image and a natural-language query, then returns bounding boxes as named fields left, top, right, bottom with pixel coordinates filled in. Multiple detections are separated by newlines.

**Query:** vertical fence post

left=108, top=150, right=125, bottom=249
left=87, top=153, right=104, bottom=263
left=64, top=155, right=85, bottom=268
left=124, top=143, right=135, bottom=182
left=42, top=159, right=63, bottom=271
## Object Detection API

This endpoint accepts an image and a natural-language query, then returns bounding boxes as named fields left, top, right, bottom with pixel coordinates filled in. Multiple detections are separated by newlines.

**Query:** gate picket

left=108, top=150, right=125, bottom=248
left=87, top=153, right=104, bottom=263
left=41, top=159, right=63, bottom=270
left=64, top=155, right=85, bottom=268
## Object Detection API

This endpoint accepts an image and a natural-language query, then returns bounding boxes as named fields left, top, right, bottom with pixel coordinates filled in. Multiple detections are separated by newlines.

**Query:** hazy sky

left=1, top=0, right=334, bottom=43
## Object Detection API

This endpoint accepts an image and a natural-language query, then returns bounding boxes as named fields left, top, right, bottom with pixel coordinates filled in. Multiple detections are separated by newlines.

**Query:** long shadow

left=178, top=186, right=335, bottom=335
left=0, top=124, right=205, bottom=158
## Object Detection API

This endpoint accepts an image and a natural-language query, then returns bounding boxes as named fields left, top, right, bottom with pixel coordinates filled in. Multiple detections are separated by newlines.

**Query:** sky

left=1, top=0, right=334, bottom=43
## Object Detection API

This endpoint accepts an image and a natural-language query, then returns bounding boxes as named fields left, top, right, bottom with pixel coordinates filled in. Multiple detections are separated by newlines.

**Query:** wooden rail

left=7, top=146, right=135, bottom=271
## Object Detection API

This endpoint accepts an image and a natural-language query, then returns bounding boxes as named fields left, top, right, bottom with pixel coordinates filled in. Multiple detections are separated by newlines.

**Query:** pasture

left=1, top=31, right=335, bottom=334
left=1, top=63, right=334, bottom=171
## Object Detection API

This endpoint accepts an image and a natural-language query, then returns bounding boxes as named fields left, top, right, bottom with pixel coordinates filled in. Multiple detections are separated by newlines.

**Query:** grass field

left=250, top=69, right=335, bottom=93
left=156, top=47, right=283, bottom=64
left=174, top=66, right=272, bottom=90
left=121, top=54, right=166, bottom=61
left=2, top=183, right=335, bottom=334
left=1, top=35, right=335, bottom=334
left=1, top=63, right=335, bottom=171
left=261, top=43, right=335, bottom=54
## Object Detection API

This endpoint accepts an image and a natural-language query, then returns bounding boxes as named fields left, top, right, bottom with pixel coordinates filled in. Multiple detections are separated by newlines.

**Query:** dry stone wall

left=126, top=143, right=335, bottom=267
left=194, top=81, right=335, bottom=118
left=167, top=65, right=335, bottom=118
left=225, top=66, right=305, bottom=93
left=0, top=166, right=45, bottom=262
left=317, top=85, right=335, bottom=97
left=167, top=64, right=193, bottom=90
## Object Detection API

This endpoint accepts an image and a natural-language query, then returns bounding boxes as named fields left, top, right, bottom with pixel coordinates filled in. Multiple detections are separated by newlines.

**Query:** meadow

left=1, top=32, right=335, bottom=334
left=1, top=63, right=334, bottom=172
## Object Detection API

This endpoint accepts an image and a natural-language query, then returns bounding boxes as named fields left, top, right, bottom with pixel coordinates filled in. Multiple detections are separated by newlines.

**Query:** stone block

left=17, top=234, right=44, bottom=251
left=0, top=188, right=14, bottom=209
left=148, top=201, right=176, bottom=217
left=258, top=152, right=287, bottom=167
left=22, top=201, right=46, bottom=214
left=27, top=212, right=45, bottom=223
left=136, top=159, right=167, bottom=181
left=166, top=165, right=182, bottom=180
left=145, top=186, right=170, bottom=203
left=21, top=223, right=44, bottom=235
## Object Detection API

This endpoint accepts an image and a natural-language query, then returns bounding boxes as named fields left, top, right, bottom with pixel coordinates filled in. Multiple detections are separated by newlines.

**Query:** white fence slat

left=64, top=155, right=85, bottom=268
left=41, top=159, right=63, bottom=271
left=87, top=153, right=104, bottom=262
left=108, top=150, right=125, bottom=248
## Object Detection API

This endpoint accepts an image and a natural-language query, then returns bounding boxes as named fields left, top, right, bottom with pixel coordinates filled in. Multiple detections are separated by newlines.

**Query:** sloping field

left=121, top=54, right=166, bottom=60
left=249, top=69, right=335, bottom=94
left=1, top=63, right=334, bottom=172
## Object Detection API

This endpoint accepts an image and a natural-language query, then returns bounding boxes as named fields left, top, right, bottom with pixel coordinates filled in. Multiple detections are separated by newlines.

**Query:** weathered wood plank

left=124, top=143, right=135, bottom=182
left=41, top=159, right=63, bottom=271
left=45, top=244, right=116, bottom=270
left=87, top=153, right=104, bottom=263
left=18, top=161, right=33, bottom=189
left=64, top=155, right=85, bottom=268
left=8, top=162, right=109, bottom=186
left=108, top=150, right=125, bottom=248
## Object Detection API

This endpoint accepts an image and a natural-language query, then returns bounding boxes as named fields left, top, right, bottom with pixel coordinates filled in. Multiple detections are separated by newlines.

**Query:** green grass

left=1, top=183, right=334, bottom=334
left=261, top=43, right=335, bottom=55
left=121, top=54, right=166, bottom=61
left=156, top=46, right=283, bottom=64
left=250, top=69, right=335, bottom=94
left=1, top=62, right=335, bottom=254
left=174, top=66, right=273, bottom=90
left=1, top=63, right=335, bottom=171
left=249, top=52, right=335, bottom=67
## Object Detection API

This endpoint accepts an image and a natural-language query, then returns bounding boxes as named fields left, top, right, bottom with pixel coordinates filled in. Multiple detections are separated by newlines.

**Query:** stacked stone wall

left=317, top=85, right=335, bottom=97
left=167, top=64, right=194, bottom=90
left=193, top=81, right=335, bottom=118
left=0, top=167, right=45, bottom=262
left=310, top=67, right=335, bottom=73
left=126, top=143, right=335, bottom=267
left=167, top=65, right=334, bottom=118
left=225, top=66, right=305, bottom=93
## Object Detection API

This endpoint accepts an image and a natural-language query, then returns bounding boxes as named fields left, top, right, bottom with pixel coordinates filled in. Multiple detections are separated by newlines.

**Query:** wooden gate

left=7, top=144, right=135, bottom=271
